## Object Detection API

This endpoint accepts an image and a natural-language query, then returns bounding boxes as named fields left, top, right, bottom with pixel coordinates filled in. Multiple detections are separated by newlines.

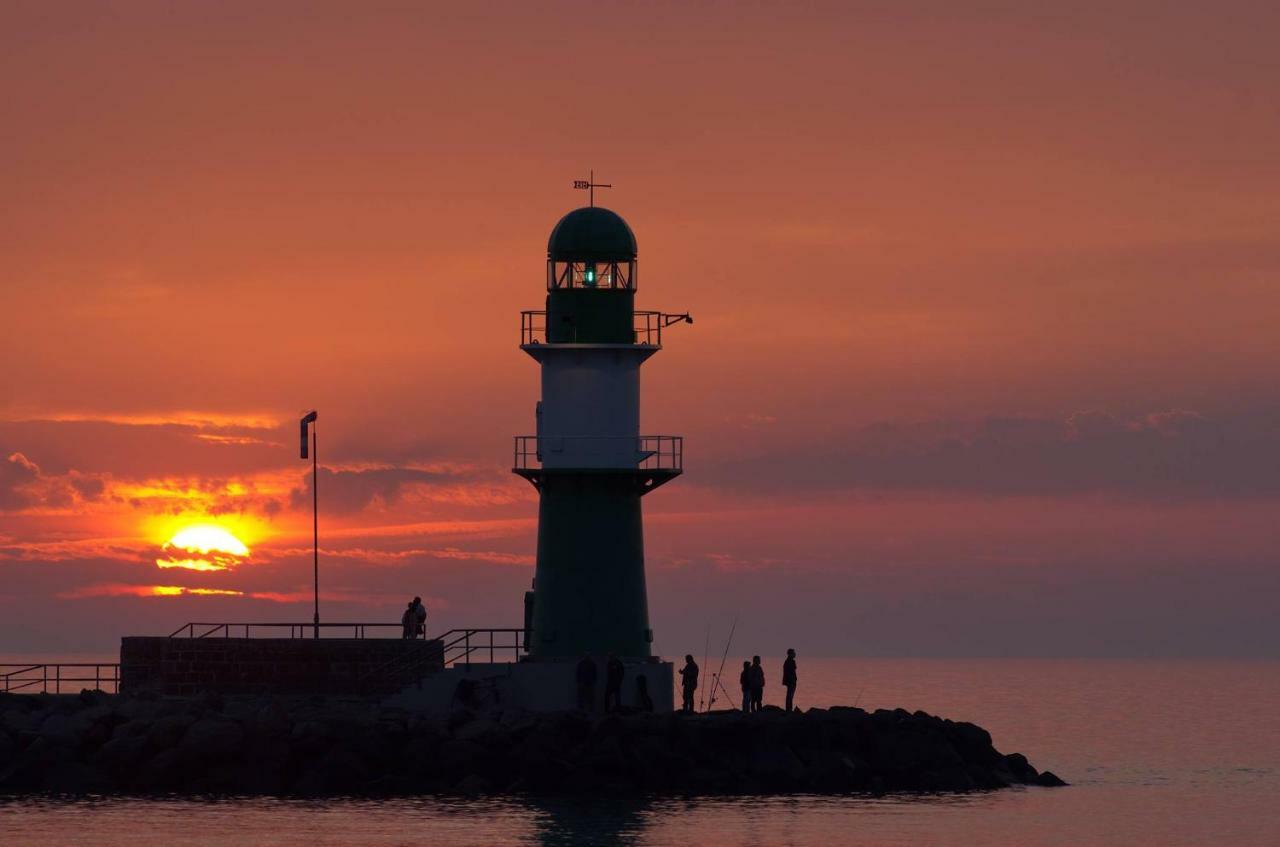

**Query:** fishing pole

left=698, top=625, right=710, bottom=712
left=713, top=672, right=736, bottom=710
left=705, top=614, right=738, bottom=711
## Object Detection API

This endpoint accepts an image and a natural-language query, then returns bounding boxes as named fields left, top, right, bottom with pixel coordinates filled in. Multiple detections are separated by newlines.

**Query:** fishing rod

left=712, top=672, right=736, bottom=710
left=698, top=625, right=710, bottom=712
left=704, top=614, right=738, bottom=712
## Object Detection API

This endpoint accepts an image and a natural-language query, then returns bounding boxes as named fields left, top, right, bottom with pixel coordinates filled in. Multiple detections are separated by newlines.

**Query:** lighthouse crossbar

left=512, top=435, right=683, bottom=471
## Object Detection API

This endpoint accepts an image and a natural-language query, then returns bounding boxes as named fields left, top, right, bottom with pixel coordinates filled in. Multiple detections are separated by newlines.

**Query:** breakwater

left=0, top=690, right=1065, bottom=795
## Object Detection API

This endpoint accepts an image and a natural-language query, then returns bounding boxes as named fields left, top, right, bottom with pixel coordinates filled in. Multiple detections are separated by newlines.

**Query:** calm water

left=2, top=658, right=1277, bottom=846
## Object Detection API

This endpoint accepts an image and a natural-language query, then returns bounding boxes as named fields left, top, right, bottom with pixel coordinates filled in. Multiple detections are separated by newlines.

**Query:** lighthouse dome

left=548, top=207, right=637, bottom=262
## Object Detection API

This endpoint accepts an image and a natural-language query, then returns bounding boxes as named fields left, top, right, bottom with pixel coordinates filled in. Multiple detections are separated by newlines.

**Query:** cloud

left=0, top=416, right=291, bottom=479
left=58, top=583, right=245, bottom=599
left=278, top=546, right=534, bottom=567
left=0, top=451, right=110, bottom=512
left=289, top=465, right=521, bottom=514
left=111, top=474, right=291, bottom=519
left=0, top=537, right=147, bottom=563
left=700, top=409, right=1280, bottom=499
left=0, top=452, right=41, bottom=509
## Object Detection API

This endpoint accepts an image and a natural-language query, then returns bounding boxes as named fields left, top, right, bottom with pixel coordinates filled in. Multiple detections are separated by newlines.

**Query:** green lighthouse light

left=583, top=263, right=597, bottom=287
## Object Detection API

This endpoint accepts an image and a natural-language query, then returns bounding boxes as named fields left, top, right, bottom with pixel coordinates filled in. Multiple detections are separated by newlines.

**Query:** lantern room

left=546, top=206, right=638, bottom=290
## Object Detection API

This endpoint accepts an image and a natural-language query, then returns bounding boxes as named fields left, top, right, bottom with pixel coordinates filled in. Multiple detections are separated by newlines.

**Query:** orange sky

left=2, top=1, right=1278, bottom=657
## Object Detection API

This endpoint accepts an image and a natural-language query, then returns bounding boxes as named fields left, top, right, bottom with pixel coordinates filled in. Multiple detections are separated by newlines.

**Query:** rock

left=143, top=714, right=194, bottom=754
left=44, top=760, right=108, bottom=793
left=93, top=732, right=150, bottom=772
left=801, top=749, right=862, bottom=791
left=1003, top=752, right=1040, bottom=783
left=114, top=696, right=164, bottom=723
left=2, top=707, right=37, bottom=735
left=285, top=742, right=372, bottom=795
left=0, top=692, right=1063, bottom=798
left=446, top=707, right=477, bottom=734
left=290, top=720, right=332, bottom=757
left=39, top=712, right=89, bottom=746
left=584, top=734, right=628, bottom=778
left=453, top=716, right=499, bottom=743
left=749, top=742, right=806, bottom=785
left=196, top=691, right=225, bottom=714
left=1037, top=770, right=1068, bottom=787
left=14, top=736, right=75, bottom=790
left=136, top=747, right=183, bottom=790
left=179, top=718, right=245, bottom=760
left=454, top=773, right=491, bottom=794
left=78, top=688, right=108, bottom=707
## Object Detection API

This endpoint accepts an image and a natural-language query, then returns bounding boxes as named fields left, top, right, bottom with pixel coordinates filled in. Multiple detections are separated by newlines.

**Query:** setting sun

left=165, top=525, right=250, bottom=556
left=156, top=525, right=250, bottom=572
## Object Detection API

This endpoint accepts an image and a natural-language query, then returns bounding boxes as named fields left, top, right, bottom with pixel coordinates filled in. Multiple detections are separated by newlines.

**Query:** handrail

left=434, top=628, right=525, bottom=666
left=164, top=624, right=527, bottom=662
left=521, top=310, right=690, bottom=346
left=513, top=435, right=683, bottom=471
left=357, top=628, right=526, bottom=687
left=1, top=663, right=120, bottom=694
left=168, top=622, right=404, bottom=638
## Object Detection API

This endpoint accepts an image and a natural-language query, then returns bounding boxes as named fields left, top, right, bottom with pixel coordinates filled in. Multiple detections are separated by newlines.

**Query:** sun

left=157, top=524, right=250, bottom=572
left=166, top=525, right=249, bottom=556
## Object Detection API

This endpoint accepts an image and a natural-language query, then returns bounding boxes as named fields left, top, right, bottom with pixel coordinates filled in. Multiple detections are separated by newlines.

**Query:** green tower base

left=517, top=469, right=677, bottom=659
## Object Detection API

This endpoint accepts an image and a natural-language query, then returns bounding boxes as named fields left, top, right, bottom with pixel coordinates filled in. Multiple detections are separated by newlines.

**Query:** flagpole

left=312, top=424, right=319, bottom=640
left=300, top=410, right=320, bottom=639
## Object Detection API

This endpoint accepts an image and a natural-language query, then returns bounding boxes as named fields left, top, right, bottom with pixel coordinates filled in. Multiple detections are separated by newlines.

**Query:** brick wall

left=120, top=637, right=444, bottom=697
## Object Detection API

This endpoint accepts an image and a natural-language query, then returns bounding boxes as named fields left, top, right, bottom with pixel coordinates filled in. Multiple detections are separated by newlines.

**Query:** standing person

left=635, top=674, right=654, bottom=712
left=679, top=655, right=699, bottom=713
left=739, top=660, right=752, bottom=712
left=782, top=648, right=798, bottom=712
left=400, top=601, right=416, bottom=639
left=575, top=654, right=598, bottom=711
left=749, top=655, right=765, bottom=712
left=605, top=654, right=625, bottom=713
left=412, top=596, right=427, bottom=639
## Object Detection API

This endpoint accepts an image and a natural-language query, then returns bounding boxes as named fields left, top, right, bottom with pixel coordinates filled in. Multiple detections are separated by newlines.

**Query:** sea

left=2, top=658, right=1277, bottom=846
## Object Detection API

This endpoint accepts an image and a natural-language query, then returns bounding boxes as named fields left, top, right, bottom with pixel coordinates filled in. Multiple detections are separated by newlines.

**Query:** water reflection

left=527, top=796, right=651, bottom=847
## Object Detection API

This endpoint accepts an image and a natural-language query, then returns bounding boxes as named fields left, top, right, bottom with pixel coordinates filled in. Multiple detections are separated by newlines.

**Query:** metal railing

left=169, top=622, right=404, bottom=639
left=1, top=664, right=120, bottom=694
left=521, top=310, right=691, bottom=346
left=357, top=627, right=526, bottom=689
left=437, top=628, right=526, bottom=666
left=513, top=435, right=683, bottom=471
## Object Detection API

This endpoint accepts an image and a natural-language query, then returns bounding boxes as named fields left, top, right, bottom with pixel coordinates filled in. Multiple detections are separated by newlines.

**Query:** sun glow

left=166, top=525, right=249, bottom=556
left=156, top=524, right=250, bottom=572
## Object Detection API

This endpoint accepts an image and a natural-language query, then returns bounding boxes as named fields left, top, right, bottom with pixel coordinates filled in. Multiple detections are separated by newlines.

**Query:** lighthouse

left=514, top=194, right=690, bottom=663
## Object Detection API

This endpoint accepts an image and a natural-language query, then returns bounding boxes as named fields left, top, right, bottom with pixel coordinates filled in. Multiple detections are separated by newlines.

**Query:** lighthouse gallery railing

left=521, top=310, right=686, bottom=346
left=513, top=435, right=682, bottom=471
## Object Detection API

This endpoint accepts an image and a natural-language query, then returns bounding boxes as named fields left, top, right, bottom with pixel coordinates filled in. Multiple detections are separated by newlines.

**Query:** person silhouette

left=782, top=648, right=798, bottom=712
left=412, top=596, right=427, bottom=639
left=605, top=654, right=625, bottom=712
left=739, top=660, right=752, bottom=712
left=575, top=654, right=598, bottom=711
left=679, top=655, right=699, bottom=713
left=400, top=601, right=416, bottom=639
left=749, top=655, right=765, bottom=712
left=635, top=674, right=654, bottom=712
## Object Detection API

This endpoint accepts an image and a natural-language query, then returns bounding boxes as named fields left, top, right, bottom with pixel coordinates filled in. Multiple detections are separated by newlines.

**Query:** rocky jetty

left=0, top=690, right=1065, bottom=795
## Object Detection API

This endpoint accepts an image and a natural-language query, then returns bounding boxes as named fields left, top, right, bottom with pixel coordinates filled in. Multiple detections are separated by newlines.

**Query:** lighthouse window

left=551, top=259, right=634, bottom=290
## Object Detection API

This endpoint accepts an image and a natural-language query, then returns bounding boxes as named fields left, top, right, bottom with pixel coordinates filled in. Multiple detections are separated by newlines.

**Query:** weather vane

left=573, top=169, right=612, bottom=207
